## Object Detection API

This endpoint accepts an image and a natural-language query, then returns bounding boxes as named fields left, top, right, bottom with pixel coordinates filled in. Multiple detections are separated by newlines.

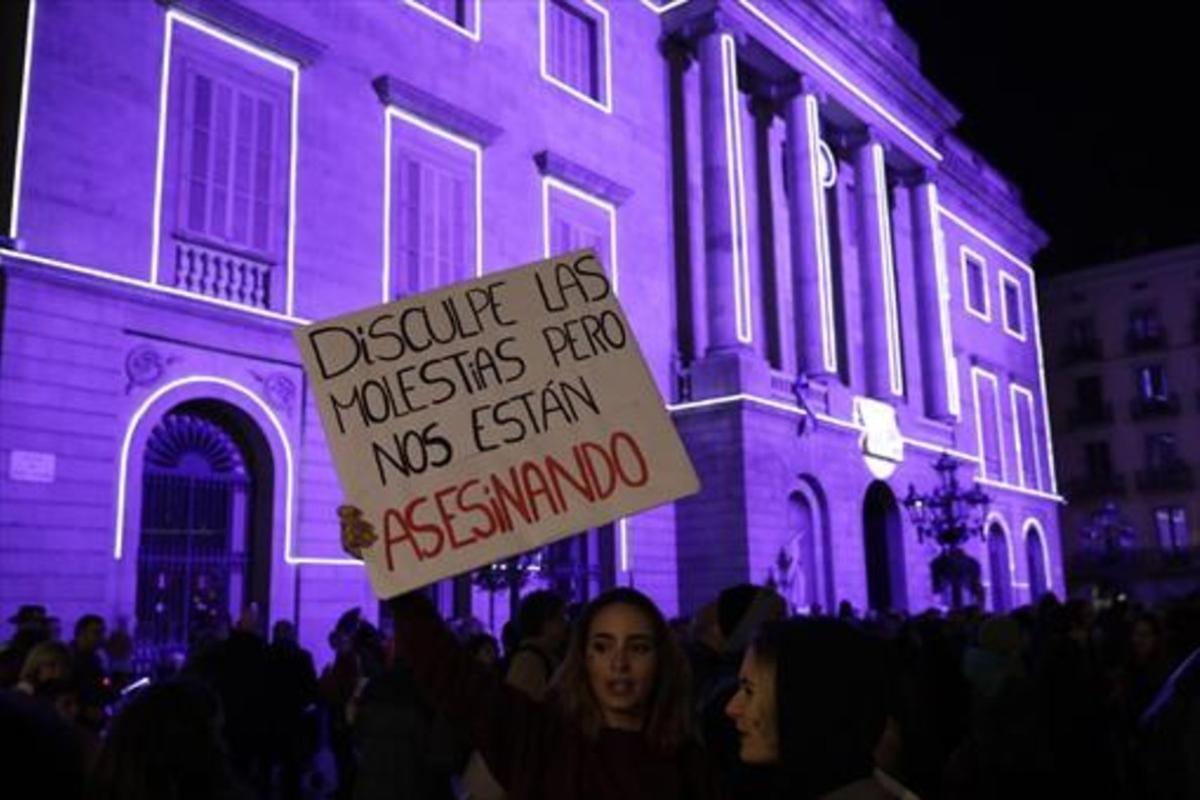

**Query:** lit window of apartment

left=160, top=37, right=293, bottom=311
left=542, top=0, right=611, bottom=110
left=961, top=249, right=989, bottom=320
left=999, top=271, right=1025, bottom=339
left=1145, top=432, right=1178, bottom=469
left=1127, top=306, right=1166, bottom=351
left=1136, top=364, right=1169, bottom=401
left=390, top=119, right=477, bottom=297
left=1154, top=506, right=1188, bottom=551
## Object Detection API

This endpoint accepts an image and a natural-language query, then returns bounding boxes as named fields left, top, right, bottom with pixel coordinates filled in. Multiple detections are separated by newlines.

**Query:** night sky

left=887, top=1, right=1200, bottom=274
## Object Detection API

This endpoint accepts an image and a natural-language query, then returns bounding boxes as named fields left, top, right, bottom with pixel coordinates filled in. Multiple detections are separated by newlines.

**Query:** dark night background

left=4, top=2, right=1199, bottom=274
left=887, top=1, right=1200, bottom=274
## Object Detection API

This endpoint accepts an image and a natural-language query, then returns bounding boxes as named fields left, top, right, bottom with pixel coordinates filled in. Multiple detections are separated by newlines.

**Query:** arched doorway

left=987, top=521, right=1012, bottom=612
left=134, top=402, right=273, bottom=668
left=863, top=482, right=906, bottom=612
left=1025, top=523, right=1049, bottom=600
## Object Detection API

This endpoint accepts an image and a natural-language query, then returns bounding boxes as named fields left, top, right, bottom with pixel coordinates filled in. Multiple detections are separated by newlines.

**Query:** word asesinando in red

left=379, top=430, right=649, bottom=570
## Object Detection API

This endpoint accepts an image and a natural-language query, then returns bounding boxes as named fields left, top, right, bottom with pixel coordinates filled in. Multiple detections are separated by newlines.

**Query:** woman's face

left=585, top=603, right=658, bottom=730
left=725, top=646, right=780, bottom=764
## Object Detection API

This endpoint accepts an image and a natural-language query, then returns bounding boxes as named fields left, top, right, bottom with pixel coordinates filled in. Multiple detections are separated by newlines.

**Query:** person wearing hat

left=0, top=605, right=50, bottom=688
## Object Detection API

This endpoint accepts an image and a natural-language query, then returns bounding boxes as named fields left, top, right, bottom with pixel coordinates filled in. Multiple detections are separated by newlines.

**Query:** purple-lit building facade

left=0, top=0, right=1062, bottom=661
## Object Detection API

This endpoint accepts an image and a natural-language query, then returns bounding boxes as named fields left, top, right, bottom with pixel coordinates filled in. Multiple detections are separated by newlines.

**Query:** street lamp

left=903, top=453, right=991, bottom=609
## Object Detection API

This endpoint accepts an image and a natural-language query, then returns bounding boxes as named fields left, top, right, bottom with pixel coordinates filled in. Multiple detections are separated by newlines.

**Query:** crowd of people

left=0, top=510, right=1197, bottom=800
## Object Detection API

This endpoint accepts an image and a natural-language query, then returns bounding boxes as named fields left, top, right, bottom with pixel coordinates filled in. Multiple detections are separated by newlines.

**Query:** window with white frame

left=406, top=0, right=479, bottom=39
left=973, top=370, right=1004, bottom=481
left=162, top=35, right=293, bottom=311
left=390, top=117, right=477, bottom=297
left=1154, top=506, right=1188, bottom=551
left=961, top=249, right=989, bottom=319
left=1000, top=272, right=1025, bottom=339
left=1012, top=386, right=1041, bottom=489
left=542, top=0, right=610, bottom=110
left=544, top=179, right=614, bottom=285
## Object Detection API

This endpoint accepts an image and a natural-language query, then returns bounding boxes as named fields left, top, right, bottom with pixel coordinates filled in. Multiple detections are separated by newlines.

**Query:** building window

left=1011, top=386, right=1041, bottom=489
left=1146, top=432, right=1178, bottom=470
left=405, top=0, right=480, bottom=40
left=961, top=248, right=989, bottom=320
left=972, top=370, right=1004, bottom=481
left=1127, top=306, right=1166, bottom=351
left=541, top=0, right=611, bottom=111
left=999, top=271, right=1025, bottom=339
left=1154, top=506, right=1188, bottom=551
left=1136, top=364, right=1169, bottom=401
left=389, top=112, right=478, bottom=298
left=544, top=179, right=615, bottom=281
left=159, top=31, right=293, bottom=311
left=1084, top=441, right=1112, bottom=479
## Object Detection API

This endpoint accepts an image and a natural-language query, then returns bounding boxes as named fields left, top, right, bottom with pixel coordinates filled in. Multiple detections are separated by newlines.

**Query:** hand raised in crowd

left=337, top=505, right=376, bottom=560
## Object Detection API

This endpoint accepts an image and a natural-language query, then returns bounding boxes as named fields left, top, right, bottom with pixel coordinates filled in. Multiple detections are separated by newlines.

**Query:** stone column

left=697, top=24, right=745, bottom=353
left=783, top=80, right=835, bottom=377
left=852, top=134, right=902, bottom=399
left=908, top=173, right=955, bottom=420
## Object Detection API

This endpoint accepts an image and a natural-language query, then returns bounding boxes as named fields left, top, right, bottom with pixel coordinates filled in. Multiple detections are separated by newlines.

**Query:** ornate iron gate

left=134, top=413, right=250, bottom=672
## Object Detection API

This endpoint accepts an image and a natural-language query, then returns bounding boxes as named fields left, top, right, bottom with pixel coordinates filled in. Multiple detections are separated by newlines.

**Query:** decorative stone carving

left=251, top=370, right=296, bottom=417
left=125, top=345, right=177, bottom=394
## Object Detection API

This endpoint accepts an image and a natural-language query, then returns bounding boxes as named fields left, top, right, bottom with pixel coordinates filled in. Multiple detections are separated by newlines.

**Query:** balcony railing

left=1061, top=338, right=1103, bottom=364
left=1126, top=328, right=1168, bottom=354
left=1067, top=402, right=1114, bottom=430
left=1065, top=473, right=1126, bottom=501
left=172, top=237, right=273, bottom=310
left=1135, top=461, right=1195, bottom=493
left=1130, top=393, right=1181, bottom=420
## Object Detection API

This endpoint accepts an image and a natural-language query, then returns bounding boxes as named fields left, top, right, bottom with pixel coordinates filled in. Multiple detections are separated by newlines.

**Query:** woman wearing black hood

left=724, top=618, right=916, bottom=799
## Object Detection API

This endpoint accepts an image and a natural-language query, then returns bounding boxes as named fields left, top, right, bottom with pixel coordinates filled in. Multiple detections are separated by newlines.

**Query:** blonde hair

left=19, top=640, right=72, bottom=687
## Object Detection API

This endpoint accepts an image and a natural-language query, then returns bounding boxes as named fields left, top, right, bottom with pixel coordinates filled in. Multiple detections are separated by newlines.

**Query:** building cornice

left=157, top=0, right=326, bottom=66
left=372, top=75, right=504, bottom=146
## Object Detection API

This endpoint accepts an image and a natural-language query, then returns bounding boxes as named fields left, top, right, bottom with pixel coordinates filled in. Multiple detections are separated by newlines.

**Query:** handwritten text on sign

left=295, top=251, right=699, bottom=598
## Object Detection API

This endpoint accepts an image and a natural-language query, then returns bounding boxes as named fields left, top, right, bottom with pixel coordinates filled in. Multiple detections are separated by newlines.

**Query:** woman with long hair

left=724, top=617, right=916, bottom=799
left=339, top=506, right=717, bottom=800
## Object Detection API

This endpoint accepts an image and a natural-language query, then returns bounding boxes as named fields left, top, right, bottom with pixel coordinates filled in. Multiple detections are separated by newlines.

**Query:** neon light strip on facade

left=0, top=247, right=310, bottom=325
left=1021, top=517, right=1054, bottom=588
left=7, top=0, right=37, bottom=239
left=148, top=10, right=301, bottom=316
left=872, top=144, right=903, bottom=395
left=114, top=379, right=348, bottom=566
left=998, top=270, right=1027, bottom=342
left=1010, top=383, right=1044, bottom=490
left=927, top=184, right=960, bottom=416
left=970, top=366, right=1006, bottom=483
left=540, top=176, right=620, bottom=295
left=402, top=0, right=482, bottom=41
left=977, top=478, right=1062, bottom=504
left=806, top=95, right=837, bottom=372
left=538, top=0, right=613, bottom=114
left=720, top=34, right=754, bottom=344
left=939, top=207, right=1057, bottom=493
left=638, top=0, right=692, bottom=13
left=381, top=106, right=484, bottom=302
left=736, top=0, right=941, bottom=162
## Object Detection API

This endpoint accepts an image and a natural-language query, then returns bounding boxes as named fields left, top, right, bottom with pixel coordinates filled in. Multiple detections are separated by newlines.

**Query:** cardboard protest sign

left=295, top=250, right=699, bottom=598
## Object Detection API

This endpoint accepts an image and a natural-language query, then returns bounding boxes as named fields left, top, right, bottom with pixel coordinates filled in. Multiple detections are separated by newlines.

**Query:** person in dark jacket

left=725, top=617, right=916, bottom=799
left=339, top=505, right=719, bottom=800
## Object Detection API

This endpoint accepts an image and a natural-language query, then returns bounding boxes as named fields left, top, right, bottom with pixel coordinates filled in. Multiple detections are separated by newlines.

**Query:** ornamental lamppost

left=903, top=453, right=991, bottom=609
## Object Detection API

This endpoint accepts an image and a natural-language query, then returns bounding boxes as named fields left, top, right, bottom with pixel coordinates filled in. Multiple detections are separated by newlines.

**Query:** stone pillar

left=783, top=81, right=836, bottom=377
left=697, top=26, right=745, bottom=353
left=852, top=135, right=902, bottom=399
left=908, top=174, right=956, bottom=419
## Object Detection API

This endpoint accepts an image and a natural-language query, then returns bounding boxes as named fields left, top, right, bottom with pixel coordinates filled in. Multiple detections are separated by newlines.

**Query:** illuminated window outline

left=402, top=0, right=482, bottom=42
left=871, top=143, right=903, bottom=396
left=721, top=34, right=754, bottom=344
left=7, top=0, right=36, bottom=239
left=540, top=175, right=619, bottom=295
left=539, top=0, right=613, bottom=114
left=999, top=270, right=1027, bottom=341
left=970, top=366, right=1006, bottom=483
left=983, top=511, right=1017, bottom=586
left=149, top=9, right=300, bottom=316
left=1010, top=382, right=1043, bottom=491
left=960, top=246, right=990, bottom=321
left=382, top=105, right=484, bottom=303
left=927, top=184, right=960, bottom=417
